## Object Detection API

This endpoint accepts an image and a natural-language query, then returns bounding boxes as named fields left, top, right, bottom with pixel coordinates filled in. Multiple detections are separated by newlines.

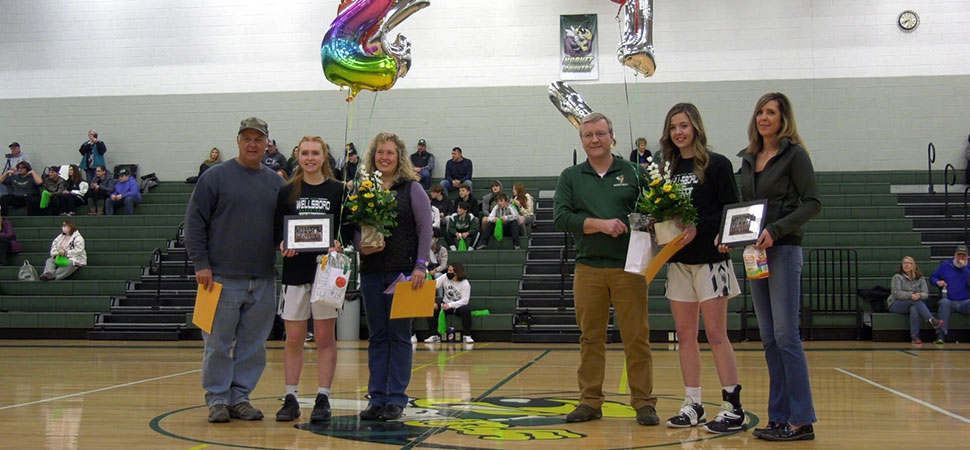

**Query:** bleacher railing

left=804, top=248, right=860, bottom=340
left=944, top=163, right=957, bottom=217
left=927, top=142, right=936, bottom=193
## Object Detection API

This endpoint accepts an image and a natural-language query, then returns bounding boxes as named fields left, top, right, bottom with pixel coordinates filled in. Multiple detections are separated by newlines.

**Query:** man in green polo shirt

left=553, top=112, right=658, bottom=426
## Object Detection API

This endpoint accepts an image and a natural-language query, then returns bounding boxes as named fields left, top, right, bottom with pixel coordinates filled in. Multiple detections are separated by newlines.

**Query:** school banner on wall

left=560, top=14, right=598, bottom=81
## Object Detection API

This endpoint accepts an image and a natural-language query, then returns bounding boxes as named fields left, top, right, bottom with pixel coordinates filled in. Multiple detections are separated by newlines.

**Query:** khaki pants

left=573, top=263, right=656, bottom=410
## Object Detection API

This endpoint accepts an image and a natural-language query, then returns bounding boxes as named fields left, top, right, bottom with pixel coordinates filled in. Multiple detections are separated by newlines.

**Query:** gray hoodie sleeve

left=184, top=174, right=215, bottom=272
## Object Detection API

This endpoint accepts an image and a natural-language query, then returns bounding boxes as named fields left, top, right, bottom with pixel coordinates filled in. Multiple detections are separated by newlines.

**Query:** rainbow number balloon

left=321, top=0, right=430, bottom=101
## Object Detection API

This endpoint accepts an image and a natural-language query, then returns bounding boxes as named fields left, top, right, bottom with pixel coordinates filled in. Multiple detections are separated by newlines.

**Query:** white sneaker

left=410, top=335, right=417, bottom=343
left=424, top=335, right=440, bottom=343
left=462, top=335, right=474, bottom=343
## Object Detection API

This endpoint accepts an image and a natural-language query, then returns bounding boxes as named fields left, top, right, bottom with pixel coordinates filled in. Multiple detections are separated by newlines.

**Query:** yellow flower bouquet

left=345, top=170, right=398, bottom=247
left=634, top=157, right=698, bottom=244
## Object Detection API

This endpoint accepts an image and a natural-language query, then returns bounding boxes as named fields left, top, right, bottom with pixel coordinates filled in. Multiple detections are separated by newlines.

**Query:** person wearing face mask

left=39, top=221, right=86, bottom=281
left=931, top=245, right=970, bottom=344
left=424, top=263, right=473, bottom=343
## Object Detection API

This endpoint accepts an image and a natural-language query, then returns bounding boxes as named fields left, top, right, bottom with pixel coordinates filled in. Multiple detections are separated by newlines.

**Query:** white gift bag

left=310, top=251, right=351, bottom=309
left=624, top=230, right=658, bottom=275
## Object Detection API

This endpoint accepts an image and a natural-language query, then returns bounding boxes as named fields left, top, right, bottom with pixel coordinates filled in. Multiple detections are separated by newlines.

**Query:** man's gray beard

left=955, top=259, right=968, bottom=268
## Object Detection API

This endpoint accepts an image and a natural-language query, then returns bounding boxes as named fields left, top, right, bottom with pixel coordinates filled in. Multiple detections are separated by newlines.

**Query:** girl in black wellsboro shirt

left=659, top=103, right=746, bottom=433
left=272, top=136, right=348, bottom=422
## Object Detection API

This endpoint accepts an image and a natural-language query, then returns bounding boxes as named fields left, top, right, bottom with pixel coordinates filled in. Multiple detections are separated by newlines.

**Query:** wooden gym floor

left=1, top=339, right=969, bottom=449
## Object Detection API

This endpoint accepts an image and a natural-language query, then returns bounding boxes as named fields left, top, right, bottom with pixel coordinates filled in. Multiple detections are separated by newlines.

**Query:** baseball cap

left=418, top=139, right=427, bottom=146
left=347, top=148, right=358, bottom=156
left=8, top=142, right=19, bottom=148
left=118, top=168, right=130, bottom=176
left=238, top=117, right=269, bottom=136
left=956, top=245, right=969, bottom=255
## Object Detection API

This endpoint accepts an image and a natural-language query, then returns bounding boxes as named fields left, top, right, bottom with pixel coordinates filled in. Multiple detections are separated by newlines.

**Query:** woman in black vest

left=356, top=132, right=433, bottom=421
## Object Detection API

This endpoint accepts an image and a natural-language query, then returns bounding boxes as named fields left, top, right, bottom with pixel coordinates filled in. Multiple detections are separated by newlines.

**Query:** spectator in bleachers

left=428, top=236, right=448, bottom=277
left=410, top=138, right=435, bottom=190
left=446, top=201, right=479, bottom=251
left=78, top=130, right=107, bottom=181
left=512, top=182, right=535, bottom=233
left=728, top=92, right=820, bottom=441
left=424, top=262, right=474, bottom=343
left=480, top=180, right=503, bottom=225
left=5, top=142, right=28, bottom=172
left=42, top=166, right=68, bottom=215
left=477, top=193, right=520, bottom=250
left=339, top=147, right=359, bottom=186
left=440, top=147, right=473, bottom=193
left=2, top=142, right=28, bottom=196
left=0, top=161, right=43, bottom=216
left=188, top=147, right=223, bottom=183
left=629, top=136, right=652, bottom=168
left=262, top=139, right=288, bottom=178
left=284, top=146, right=299, bottom=178
left=932, top=244, right=970, bottom=344
left=38, top=220, right=86, bottom=281
left=57, top=164, right=88, bottom=216
left=0, top=216, right=23, bottom=265
left=888, top=256, right=942, bottom=344
left=450, top=183, right=481, bottom=218
left=660, top=103, right=745, bottom=433
left=104, top=168, right=141, bottom=215
left=429, top=184, right=451, bottom=232
left=85, top=165, right=115, bottom=215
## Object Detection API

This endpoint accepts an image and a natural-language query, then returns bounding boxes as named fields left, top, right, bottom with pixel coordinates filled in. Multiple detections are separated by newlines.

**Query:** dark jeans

left=0, top=194, right=41, bottom=216
left=426, top=305, right=472, bottom=337
left=0, top=237, right=10, bottom=264
left=57, top=193, right=85, bottom=214
left=480, top=219, right=519, bottom=246
left=360, top=271, right=413, bottom=408
left=445, top=230, right=477, bottom=249
left=86, top=189, right=110, bottom=211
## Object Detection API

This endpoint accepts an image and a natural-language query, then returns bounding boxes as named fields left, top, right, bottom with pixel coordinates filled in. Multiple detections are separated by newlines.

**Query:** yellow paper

left=642, top=231, right=688, bottom=285
left=389, top=280, right=437, bottom=319
left=192, top=282, right=223, bottom=334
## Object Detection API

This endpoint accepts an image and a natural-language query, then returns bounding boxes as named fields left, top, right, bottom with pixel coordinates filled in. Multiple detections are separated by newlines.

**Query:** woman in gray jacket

left=725, top=93, right=821, bottom=442
left=887, top=256, right=942, bottom=344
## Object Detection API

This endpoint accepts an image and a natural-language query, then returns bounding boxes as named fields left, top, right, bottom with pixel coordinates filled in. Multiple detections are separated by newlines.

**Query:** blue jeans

left=749, top=245, right=817, bottom=426
left=418, top=168, right=432, bottom=190
left=360, top=271, right=413, bottom=408
left=440, top=179, right=472, bottom=193
left=104, top=195, right=141, bottom=215
left=937, top=297, right=970, bottom=335
left=888, top=299, right=935, bottom=336
left=201, top=276, right=277, bottom=407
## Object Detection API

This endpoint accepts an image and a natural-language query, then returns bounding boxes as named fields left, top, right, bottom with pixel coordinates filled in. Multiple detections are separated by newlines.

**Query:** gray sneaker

left=229, top=401, right=264, bottom=420
left=636, top=405, right=660, bottom=426
left=208, top=404, right=230, bottom=423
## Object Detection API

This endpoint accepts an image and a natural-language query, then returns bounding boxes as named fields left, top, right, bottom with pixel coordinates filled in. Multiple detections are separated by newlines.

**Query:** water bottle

left=942, top=287, right=948, bottom=299
left=743, top=246, right=770, bottom=279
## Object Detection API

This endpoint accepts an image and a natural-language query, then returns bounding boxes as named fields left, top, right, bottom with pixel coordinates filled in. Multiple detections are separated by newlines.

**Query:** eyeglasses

left=581, top=131, right=611, bottom=141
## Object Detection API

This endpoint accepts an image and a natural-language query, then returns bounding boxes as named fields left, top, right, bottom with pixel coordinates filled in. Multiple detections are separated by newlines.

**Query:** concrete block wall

left=1, top=1, right=969, bottom=179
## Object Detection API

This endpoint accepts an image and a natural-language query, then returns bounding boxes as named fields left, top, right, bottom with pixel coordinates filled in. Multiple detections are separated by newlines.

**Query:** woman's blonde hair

left=659, top=102, right=710, bottom=184
left=206, top=147, right=222, bottom=164
left=897, top=256, right=923, bottom=280
left=364, top=132, right=419, bottom=185
left=746, top=92, right=805, bottom=155
left=286, top=136, right=335, bottom=204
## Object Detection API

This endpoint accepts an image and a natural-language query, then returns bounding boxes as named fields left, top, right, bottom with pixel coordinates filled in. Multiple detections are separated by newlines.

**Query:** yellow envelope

left=192, top=282, right=223, bottom=334
left=389, top=280, right=437, bottom=319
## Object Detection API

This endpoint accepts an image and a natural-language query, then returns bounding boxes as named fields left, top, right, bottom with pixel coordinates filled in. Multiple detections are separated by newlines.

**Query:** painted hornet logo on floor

left=296, top=396, right=636, bottom=445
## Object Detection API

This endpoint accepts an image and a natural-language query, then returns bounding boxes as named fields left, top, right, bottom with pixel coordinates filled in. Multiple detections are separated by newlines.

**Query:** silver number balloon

left=616, top=0, right=655, bottom=77
left=548, top=81, right=594, bottom=129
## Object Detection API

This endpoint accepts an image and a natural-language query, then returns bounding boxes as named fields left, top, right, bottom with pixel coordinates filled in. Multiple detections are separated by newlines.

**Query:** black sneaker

left=360, top=403, right=383, bottom=420
left=753, top=421, right=788, bottom=439
left=704, top=403, right=747, bottom=433
left=275, top=394, right=301, bottom=421
left=310, top=393, right=332, bottom=422
left=929, top=317, right=943, bottom=329
left=379, top=403, right=404, bottom=420
left=565, top=404, right=602, bottom=423
left=666, top=398, right=706, bottom=428
left=760, top=424, right=814, bottom=441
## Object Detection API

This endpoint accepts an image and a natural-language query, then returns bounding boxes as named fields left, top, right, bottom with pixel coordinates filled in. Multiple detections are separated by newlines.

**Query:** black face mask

left=446, top=273, right=455, bottom=280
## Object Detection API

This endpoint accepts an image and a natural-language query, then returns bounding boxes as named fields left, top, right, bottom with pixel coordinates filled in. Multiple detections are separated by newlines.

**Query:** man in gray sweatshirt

left=184, top=117, right=284, bottom=423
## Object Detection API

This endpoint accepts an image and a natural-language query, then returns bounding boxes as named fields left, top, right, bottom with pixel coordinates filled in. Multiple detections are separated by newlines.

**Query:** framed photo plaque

left=718, top=200, right=767, bottom=247
left=283, top=214, right=333, bottom=252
